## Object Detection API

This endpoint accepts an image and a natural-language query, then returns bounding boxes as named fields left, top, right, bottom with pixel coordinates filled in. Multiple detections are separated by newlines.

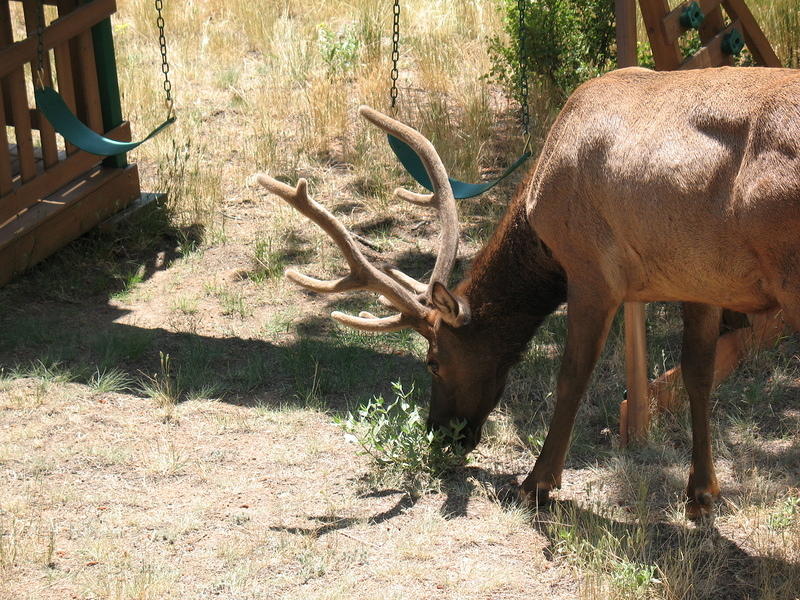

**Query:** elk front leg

left=519, top=291, right=619, bottom=506
left=682, top=302, right=723, bottom=520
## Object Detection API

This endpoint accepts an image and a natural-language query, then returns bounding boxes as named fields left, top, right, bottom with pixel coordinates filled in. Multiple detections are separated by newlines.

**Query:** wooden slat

left=73, top=28, right=102, bottom=133
left=662, top=0, right=722, bottom=44
left=0, top=5, right=37, bottom=184
left=722, top=0, right=781, bottom=67
left=0, top=0, right=116, bottom=78
left=616, top=0, right=638, bottom=68
left=21, top=0, right=59, bottom=169
left=53, top=41, right=78, bottom=154
left=638, top=0, right=682, bottom=70
left=0, top=121, right=131, bottom=225
left=6, top=72, right=36, bottom=182
left=0, top=90, right=12, bottom=196
left=1, top=0, right=15, bottom=126
left=681, top=20, right=738, bottom=69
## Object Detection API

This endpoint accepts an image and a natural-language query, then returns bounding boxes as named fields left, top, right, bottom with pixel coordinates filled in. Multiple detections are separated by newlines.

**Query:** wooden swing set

left=614, top=0, right=785, bottom=445
left=0, top=0, right=171, bottom=285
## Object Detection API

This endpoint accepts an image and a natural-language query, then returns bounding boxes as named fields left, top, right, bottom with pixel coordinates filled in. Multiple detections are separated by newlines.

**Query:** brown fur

left=426, top=67, right=800, bottom=518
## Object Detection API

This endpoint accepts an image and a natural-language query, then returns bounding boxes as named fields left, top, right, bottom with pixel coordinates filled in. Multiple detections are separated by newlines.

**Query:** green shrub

left=337, top=382, right=467, bottom=482
left=317, top=23, right=361, bottom=76
left=488, top=0, right=616, bottom=105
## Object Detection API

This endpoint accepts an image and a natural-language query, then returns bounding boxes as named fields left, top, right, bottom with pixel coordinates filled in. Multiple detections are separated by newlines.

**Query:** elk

left=258, top=66, right=800, bottom=519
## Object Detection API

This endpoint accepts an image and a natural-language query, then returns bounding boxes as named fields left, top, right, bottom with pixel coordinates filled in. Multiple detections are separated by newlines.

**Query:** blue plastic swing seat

left=387, top=134, right=531, bottom=200
left=34, top=86, right=175, bottom=156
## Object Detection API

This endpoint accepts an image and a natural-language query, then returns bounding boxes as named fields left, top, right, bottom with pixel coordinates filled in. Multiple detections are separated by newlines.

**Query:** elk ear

left=431, top=282, right=471, bottom=327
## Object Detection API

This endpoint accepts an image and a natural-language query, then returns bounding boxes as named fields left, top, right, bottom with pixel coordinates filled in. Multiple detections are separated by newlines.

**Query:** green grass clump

left=337, top=381, right=467, bottom=484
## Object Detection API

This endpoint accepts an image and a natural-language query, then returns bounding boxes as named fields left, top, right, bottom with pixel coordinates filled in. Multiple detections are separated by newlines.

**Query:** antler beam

left=358, top=106, right=460, bottom=295
left=256, top=175, right=430, bottom=332
left=257, top=105, right=463, bottom=333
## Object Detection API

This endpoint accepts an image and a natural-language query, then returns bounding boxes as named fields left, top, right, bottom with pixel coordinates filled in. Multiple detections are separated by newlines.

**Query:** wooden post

left=615, top=0, right=650, bottom=445
left=624, top=303, right=650, bottom=443
left=86, top=0, right=127, bottom=169
left=616, top=0, right=638, bottom=68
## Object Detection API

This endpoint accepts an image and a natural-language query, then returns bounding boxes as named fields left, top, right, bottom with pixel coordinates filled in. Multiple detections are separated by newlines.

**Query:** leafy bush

left=488, top=0, right=617, bottom=105
left=337, top=382, right=467, bottom=482
left=317, top=23, right=361, bottom=75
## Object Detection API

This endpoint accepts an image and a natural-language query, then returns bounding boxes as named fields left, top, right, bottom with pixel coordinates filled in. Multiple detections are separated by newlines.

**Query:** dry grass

left=1, top=0, right=800, bottom=599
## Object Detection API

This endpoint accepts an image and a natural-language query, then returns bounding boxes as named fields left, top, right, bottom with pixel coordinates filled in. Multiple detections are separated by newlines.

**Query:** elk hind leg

left=682, top=302, right=723, bottom=521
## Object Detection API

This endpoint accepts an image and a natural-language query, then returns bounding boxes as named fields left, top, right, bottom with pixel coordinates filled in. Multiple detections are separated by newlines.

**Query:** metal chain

left=155, top=0, right=174, bottom=117
left=390, top=0, right=400, bottom=108
left=517, top=0, right=530, bottom=141
left=35, top=1, right=46, bottom=89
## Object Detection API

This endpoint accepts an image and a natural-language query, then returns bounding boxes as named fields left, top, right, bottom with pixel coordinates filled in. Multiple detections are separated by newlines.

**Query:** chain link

left=390, top=0, right=400, bottom=108
left=517, top=0, right=529, bottom=140
left=35, top=1, right=46, bottom=88
left=155, top=0, right=174, bottom=117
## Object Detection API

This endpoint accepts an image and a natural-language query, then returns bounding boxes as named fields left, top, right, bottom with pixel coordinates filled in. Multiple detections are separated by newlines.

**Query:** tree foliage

left=489, top=0, right=617, bottom=105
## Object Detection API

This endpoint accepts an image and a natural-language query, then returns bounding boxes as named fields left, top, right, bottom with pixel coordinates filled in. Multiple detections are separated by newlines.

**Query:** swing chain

left=517, top=0, right=530, bottom=149
left=34, top=1, right=46, bottom=89
left=155, top=0, right=174, bottom=118
left=390, top=0, right=400, bottom=108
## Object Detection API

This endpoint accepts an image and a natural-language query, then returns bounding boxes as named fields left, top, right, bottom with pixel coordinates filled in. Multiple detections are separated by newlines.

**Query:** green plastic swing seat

left=34, top=86, right=175, bottom=156
left=387, top=134, right=531, bottom=200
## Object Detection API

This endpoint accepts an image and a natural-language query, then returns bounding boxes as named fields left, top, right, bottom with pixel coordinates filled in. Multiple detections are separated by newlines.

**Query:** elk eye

left=426, top=360, right=439, bottom=376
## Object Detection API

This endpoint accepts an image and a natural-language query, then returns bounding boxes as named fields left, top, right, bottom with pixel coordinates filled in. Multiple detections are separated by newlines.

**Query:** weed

left=111, top=264, right=146, bottom=300
left=172, top=296, right=199, bottom=315
left=89, top=367, right=134, bottom=394
left=140, top=352, right=180, bottom=408
left=249, top=235, right=288, bottom=282
left=317, top=23, right=361, bottom=75
left=12, top=359, right=77, bottom=384
left=768, top=496, right=800, bottom=531
left=216, top=288, right=250, bottom=318
left=337, top=381, right=467, bottom=484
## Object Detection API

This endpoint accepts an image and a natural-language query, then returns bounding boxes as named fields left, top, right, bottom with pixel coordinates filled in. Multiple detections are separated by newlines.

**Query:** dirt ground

left=2, top=1, right=800, bottom=598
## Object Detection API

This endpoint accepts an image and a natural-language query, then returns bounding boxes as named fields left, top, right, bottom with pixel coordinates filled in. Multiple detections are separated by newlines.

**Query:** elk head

left=257, top=106, right=506, bottom=451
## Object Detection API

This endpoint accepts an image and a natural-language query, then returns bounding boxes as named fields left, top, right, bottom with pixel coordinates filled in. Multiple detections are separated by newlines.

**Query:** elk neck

left=454, top=188, right=568, bottom=364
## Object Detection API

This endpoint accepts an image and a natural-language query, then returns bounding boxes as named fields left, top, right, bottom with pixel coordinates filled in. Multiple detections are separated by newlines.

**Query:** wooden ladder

left=614, top=0, right=782, bottom=445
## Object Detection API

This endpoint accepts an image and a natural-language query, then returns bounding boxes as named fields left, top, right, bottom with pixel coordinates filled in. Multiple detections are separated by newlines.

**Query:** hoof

left=517, top=485, right=551, bottom=508
left=686, top=491, right=718, bottom=522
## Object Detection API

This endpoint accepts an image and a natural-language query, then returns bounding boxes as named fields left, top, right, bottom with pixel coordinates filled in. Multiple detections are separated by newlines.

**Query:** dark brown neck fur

left=455, top=187, right=567, bottom=365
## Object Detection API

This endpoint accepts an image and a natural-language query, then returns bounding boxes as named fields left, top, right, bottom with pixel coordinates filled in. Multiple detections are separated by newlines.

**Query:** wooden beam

left=638, top=0, right=682, bottom=70
left=661, top=0, right=723, bottom=44
left=0, top=121, right=131, bottom=225
left=0, top=90, right=12, bottom=196
left=721, top=0, right=781, bottom=67
left=0, top=0, right=115, bottom=78
left=651, top=309, right=785, bottom=412
left=680, top=20, right=739, bottom=70
left=616, top=0, right=638, bottom=68
left=624, top=302, right=650, bottom=443
left=0, top=164, right=139, bottom=285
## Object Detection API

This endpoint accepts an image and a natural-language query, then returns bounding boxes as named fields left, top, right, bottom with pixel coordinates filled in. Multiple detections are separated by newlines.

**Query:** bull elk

left=258, top=66, right=800, bottom=519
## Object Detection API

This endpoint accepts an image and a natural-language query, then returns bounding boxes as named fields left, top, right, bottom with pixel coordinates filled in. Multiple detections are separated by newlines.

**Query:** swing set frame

left=0, top=0, right=144, bottom=285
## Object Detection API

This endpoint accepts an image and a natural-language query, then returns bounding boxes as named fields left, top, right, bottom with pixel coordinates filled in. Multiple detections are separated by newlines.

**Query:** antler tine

left=332, top=311, right=419, bottom=333
left=256, top=174, right=429, bottom=327
left=358, top=106, right=459, bottom=294
left=394, top=187, right=435, bottom=206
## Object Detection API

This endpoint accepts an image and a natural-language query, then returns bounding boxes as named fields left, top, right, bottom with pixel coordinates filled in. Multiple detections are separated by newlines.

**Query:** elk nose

left=426, top=417, right=482, bottom=454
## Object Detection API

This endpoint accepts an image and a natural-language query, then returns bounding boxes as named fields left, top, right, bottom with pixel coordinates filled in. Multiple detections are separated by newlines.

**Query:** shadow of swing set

left=0, top=0, right=173, bottom=286
left=0, top=0, right=790, bottom=443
